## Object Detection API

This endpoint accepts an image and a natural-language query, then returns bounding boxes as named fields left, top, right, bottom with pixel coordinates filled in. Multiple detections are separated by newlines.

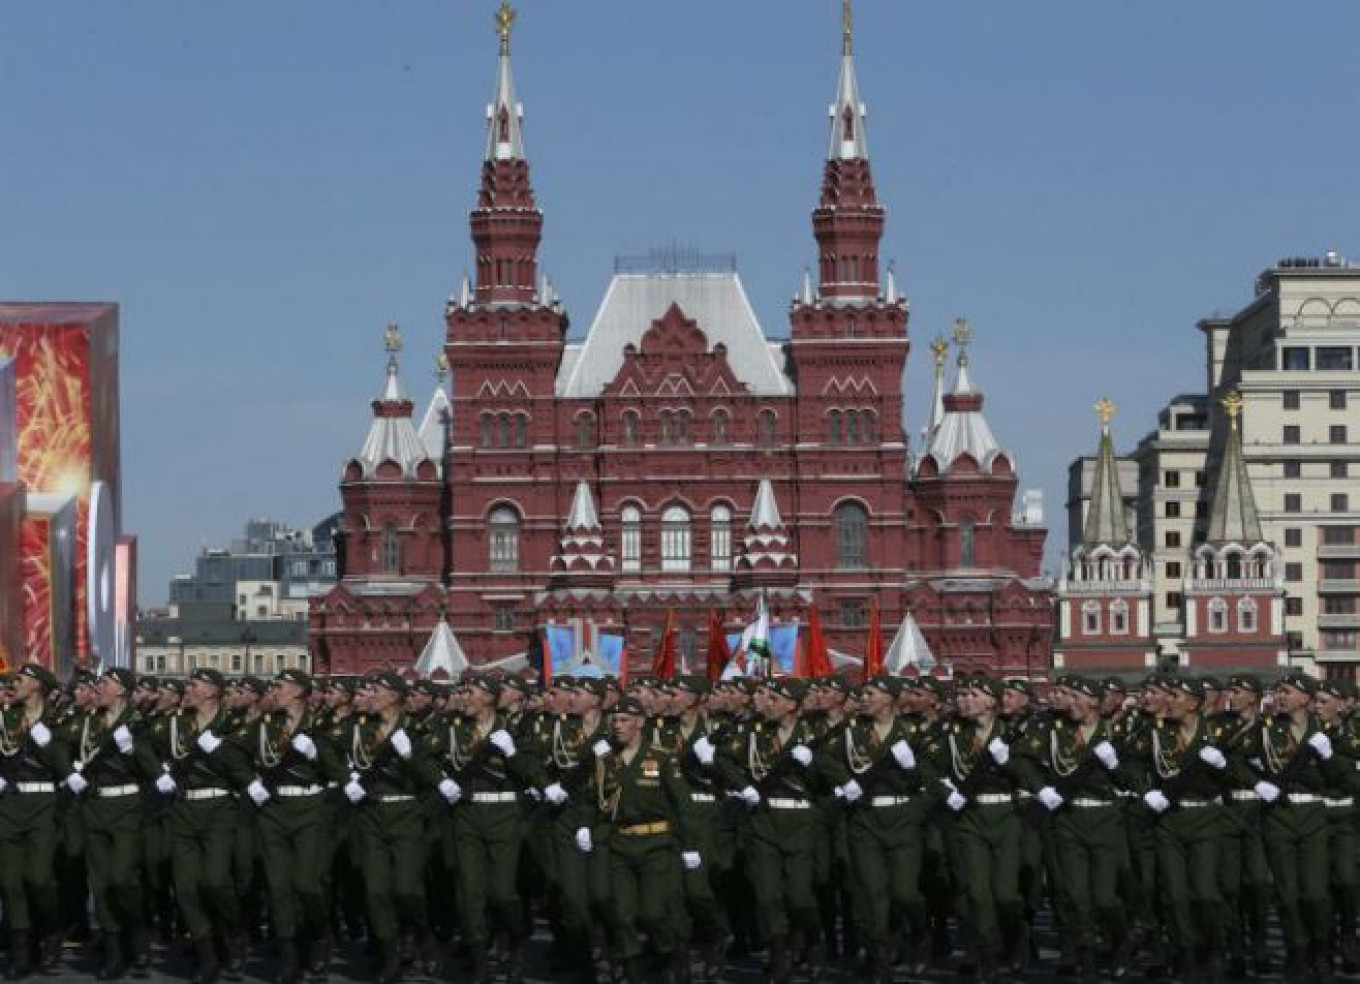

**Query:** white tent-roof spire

left=828, top=0, right=869, bottom=161
left=485, top=2, right=526, bottom=162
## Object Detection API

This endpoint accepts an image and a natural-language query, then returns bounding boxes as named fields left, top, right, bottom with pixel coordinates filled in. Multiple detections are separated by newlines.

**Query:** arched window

left=842, top=104, right=855, bottom=142
left=576, top=413, right=595, bottom=450
left=621, top=506, right=642, bottom=573
left=479, top=415, right=494, bottom=448
left=513, top=414, right=528, bottom=448
left=960, top=520, right=975, bottom=568
left=711, top=505, right=733, bottom=572
left=846, top=410, right=861, bottom=444
left=489, top=507, right=520, bottom=573
left=661, top=505, right=692, bottom=573
left=758, top=410, right=777, bottom=446
left=711, top=410, right=730, bottom=445
left=1208, top=597, right=1228, bottom=633
left=381, top=521, right=401, bottom=574
left=862, top=411, right=877, bottom=442
left=829, top=411, right=843, bottom=445
left=1238, top=597, right=1258, bottom=633
left=834, top=502, right=868, bottom=569
left=623, top=411, right=641, bottom=447
left=1082, top=600, right=1102, bottom=635
left=1110, top=599, right=1129, bottom=635
left=1225, top=553, right=1242, bottom=580
left=660, top=411, right=674, bottom=446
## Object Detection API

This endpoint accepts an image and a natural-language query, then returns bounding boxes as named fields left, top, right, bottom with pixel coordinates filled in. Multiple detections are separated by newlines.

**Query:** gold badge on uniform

left=642, top=759, right=660, bottom=778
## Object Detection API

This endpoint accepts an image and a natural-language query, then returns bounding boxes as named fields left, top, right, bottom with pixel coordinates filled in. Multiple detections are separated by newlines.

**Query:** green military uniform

left=439, top=705, right=537, bottom=981
left=584, top=699, right=690, bottom=982
left=715, top=679, right=825, bottom=983
left=0, top=667, right=73, bottom=976
left=820, top=678, right=936, bottom=982
left=247, top=684, right=343, bottom=982
left=928, top=706, right=1024, bottom=982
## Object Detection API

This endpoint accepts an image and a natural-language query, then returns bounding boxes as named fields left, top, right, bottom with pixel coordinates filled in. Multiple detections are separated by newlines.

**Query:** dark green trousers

left=1153, top=806, right=1225, bottom=961
left=1051, top=805, right=1127, bottom=955
left=1262, top=801, right=1330, bottom=958
left=0, top=793, right=59, bottom=933
left=1328, top=805, right=1358, bottom=959
left=84, top=795, right=145, bottom=936
left=607, top=832, right=683, bottom=962
left=846, top=804, right=926, bottom=944
left=256, top=796, right=327, bottom=942
left=950, top=804, right=1022, bottom=956
left=1219, top=800, right=1270, bottom=959
left=744, top=810, right=820, bottom=945
left=169, top=797, right=239, bottom=943
left=353, top=801, right=429, bottom=945
left=447, top=802, right=524, bottom=947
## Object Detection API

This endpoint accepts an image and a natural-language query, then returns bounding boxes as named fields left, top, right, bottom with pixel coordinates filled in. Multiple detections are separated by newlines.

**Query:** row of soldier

left=2, top=661, right=1359, bottom=984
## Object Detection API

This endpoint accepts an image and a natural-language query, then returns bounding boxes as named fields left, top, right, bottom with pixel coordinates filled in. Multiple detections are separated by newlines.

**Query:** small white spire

left=485, top=4, right=526, bottom=162
left=798, top=267, right=815, bottom=306
left=884, top=262, right=899, bottom=304
left=749, top=478, right=784, bottom=531
left=827, top=3, right=869, bottom=162
left=565, top=480, right=601, bottom=532
left=459, top=272, right=473, bottom=308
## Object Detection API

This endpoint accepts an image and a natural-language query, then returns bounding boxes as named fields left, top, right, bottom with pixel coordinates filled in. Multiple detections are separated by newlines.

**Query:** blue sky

left=3, top=1, right=1359, bottom=605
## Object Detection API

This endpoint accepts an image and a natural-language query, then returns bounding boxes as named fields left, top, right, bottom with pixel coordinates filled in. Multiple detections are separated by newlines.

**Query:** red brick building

left=310, top=11, right=1053, bottom=678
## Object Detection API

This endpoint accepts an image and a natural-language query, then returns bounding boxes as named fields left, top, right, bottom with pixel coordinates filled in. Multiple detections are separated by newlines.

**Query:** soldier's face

left=1275, top=685, right=1309, bottom=713
left=610, top=712, right=643, bottom=745
left=862, top=687, right=892, bottom=716
left=1316, top=692, right=1345, bottom=724
left=97, top=677, right=126, bottom=707
left=12, top=674, right=38, bottom=702
left=1002, top=690, right=1028, bottom=716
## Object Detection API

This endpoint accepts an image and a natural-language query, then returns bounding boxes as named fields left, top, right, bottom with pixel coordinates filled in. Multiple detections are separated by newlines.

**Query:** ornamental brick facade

left=309, top=14, right=1053, bottom=679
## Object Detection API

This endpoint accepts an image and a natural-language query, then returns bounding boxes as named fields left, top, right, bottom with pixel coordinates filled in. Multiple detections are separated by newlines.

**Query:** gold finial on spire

left=930, top=335, right=950, bottom=371
left=435, top=351, right=449, bottom=382
left=384, top=323, right=403, bottom=355
left=1095, top=397, right=1117, bottom=431
left=496, top=1, right=516, bottom=56
left=1221, top=391, right=1244, bottom=429
left=843, top=0, right=854, bottom=57
left=951, top=317, right=972, bottom=367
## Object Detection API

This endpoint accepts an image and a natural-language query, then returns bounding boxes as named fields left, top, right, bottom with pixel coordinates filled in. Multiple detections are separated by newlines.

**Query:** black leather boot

left=194, top=938, right=221, bottom=984
left=97, top=935, right=126, bottom=982
left=8, top=930, right=33, bottom=981
left=274, top=940, right=302, bottom=984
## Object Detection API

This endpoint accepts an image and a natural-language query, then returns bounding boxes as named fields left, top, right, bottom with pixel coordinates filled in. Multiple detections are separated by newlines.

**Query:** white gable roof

left=555, top=272, right=792, bottom=399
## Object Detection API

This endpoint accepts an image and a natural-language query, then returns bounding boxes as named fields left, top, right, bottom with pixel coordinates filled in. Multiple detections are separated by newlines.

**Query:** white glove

left=1254, top=781, right=1281, bottom=803
left=291, top=733, right=318, bottom=761
left=1198, top=746, right=1227, bottom=770
left=196, top=730, right=222, bottom=755
left=575, top=827, right=593, bottom=853
left=490, top=729, right=517, bottom=758
left=682, top=851, right=702, bottom=870
left=791, top=744, right=813, bottom=767
left=837, top=779, right=863, bottom=803
left=891, top=739, right=916, bottom=770
left=438, top=778, right=462, bottom=804
left=29, top=722, right=51, bottom=748
left=65, top=772, right=88, bottom=795
left=988, top=737, right=1010, bottom=765
left=344, top=776, right=367, bottom=804
left=739, top=785, right=761, bottom=807
left=1037, top=786, right=1064, bottom=811
left=1093, top=740, right=1119, bottom=770
left=1308, top=732, right=1334, bottom=760
left=389, top=729, right=412, bottom=760
left=113, top=725, right=134, bottom=755
left=0, top=777, right=6, bottom=794
left=155, top=773, right=177, bottom=796
left=247, top=780, right=270, bottom=806
left=1143, top=790, right=1170, bottom=814
left=592, top=739, right=612, bottom=758
left=544, top=782, right=569, bottom=806
left=947, top=791, right=968, bottom=812
left=693, top=735, right=715, bottom=765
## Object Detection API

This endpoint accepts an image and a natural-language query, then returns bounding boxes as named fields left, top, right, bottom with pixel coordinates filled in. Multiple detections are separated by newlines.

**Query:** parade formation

left=2, top=662, right=1359, bottom=984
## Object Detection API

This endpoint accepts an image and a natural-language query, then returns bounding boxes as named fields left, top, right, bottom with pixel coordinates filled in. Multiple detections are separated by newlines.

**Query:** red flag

left=803, top=603, right=833, bottom=679
left=862, top=597, right=884, bottom=683
left=705, top=610, right=731, bottom=682
left=538, top=628, right=553, bottom=688
left=652, top=609, right=677, bottom=680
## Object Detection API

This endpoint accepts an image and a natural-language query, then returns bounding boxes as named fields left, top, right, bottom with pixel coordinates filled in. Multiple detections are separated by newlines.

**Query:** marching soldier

left=577, top=694, right=690, bottom=984
left=0, top=663, right=73, bottom=979
left=1316, top=677, right=1360, bottom=974
left=716, top=677, right=825, bottom=984
left=820, top=675, right=935, bottom=983
left=152, top=668, right=255, bottom=984
left=245, top=670, right=343, bottom=984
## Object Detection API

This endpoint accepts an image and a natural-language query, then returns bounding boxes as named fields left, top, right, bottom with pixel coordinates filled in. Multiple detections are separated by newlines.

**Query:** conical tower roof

left=415, top=618, right=470, bottom=680
left=1207, top=393, right=1264, bottom=544
left=352, top=327, right=433, bottom=480
left=1082, top=398, right=1130, bottom=546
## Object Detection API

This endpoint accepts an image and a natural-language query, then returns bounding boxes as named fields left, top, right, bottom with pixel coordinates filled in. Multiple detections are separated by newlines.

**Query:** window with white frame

left=1208, top=597, right=1228, bottom=633
left=489, top=507, right=520, bottom=573
left=711, top=505, right=732, bottom=571
left=1110, top=598, right=1129, bottom=635
left=621, top=506, right=642, bottom=573
left=1082, top=600, right=1102, bottom=635
left=661, top=505, right=692, bottom=573
left=1237, top=597, right=1258, bottom=633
